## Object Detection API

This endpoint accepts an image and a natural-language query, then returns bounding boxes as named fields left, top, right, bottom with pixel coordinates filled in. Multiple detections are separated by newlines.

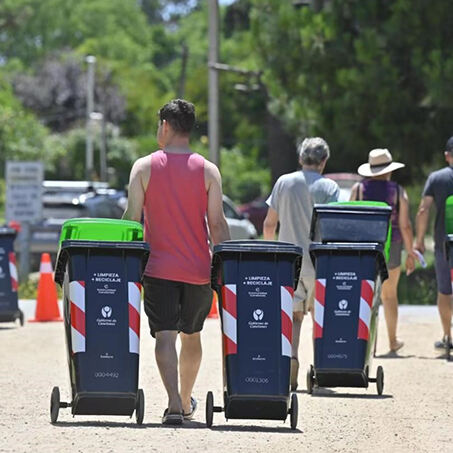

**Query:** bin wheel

left=135, top=389, right=145, bottom=425
left=19, top=311, right=24, bottom=327
left=306, top=365, right=314, bottom=395
left=376, top=366, right=384, bottom=395
left=50, top=386, right=60, bottom=424
left=206, top=391, right=214, bottom=428
left=290, top=393, right=298, bottom=430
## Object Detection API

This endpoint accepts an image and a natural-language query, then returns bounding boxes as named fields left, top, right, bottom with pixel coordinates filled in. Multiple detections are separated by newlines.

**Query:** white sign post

left=5, top=161, right=44, bottom=281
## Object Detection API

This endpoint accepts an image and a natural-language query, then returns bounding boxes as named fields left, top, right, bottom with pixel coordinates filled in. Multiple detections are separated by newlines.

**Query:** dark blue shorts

left=434, top=248, right=452, bottom=295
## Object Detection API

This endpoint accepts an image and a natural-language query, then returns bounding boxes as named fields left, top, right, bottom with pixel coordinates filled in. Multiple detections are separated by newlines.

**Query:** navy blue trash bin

left=206, top=240, right=302, bottom=429
left=307, top=242, right=388, bottom=395
left=0, top=227, right=23, bottom=326
left=51, top=240, right=149, bottom=424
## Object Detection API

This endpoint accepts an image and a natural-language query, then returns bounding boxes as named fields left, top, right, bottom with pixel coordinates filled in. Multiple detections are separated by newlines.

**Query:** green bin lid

left=59, top=218, right=144, bottom=244
left=329, top=201, right=392, bottom=261
left=445, top=195, right=453, bottom=234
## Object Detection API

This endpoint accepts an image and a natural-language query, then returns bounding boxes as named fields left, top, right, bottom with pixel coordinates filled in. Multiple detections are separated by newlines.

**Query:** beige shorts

left=293, top=275, right=315, bottom=314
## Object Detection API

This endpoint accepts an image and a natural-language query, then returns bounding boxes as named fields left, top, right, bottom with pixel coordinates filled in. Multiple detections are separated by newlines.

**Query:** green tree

left=251, top=0, right=453, bottom=182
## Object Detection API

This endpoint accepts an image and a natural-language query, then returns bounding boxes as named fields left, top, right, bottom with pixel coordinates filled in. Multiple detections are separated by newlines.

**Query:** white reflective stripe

left=281, top=334, right=291, bottom=357
left=225, top=283, right=236, bottom=295
left=69, top=281, right=85, bottom=312
left=359, top=298, right=372, bottom=329
left=128, top=282, right=141, bottom=313
left=314, top=299, right=324, bottom=328
left=9, top=262, right=18, bottom=282
left=71, top=326, right=86, bottom=353
left=222, top=309, right=237, bottom=344
left=280, top=286, right=293, bottom=320
left=40, top=262, right=53, bottom=274
left=129, top=328, right=139, bottom=354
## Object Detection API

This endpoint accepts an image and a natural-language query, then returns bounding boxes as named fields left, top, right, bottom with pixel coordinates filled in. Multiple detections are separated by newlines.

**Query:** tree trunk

left=266, top=111, right=298, bottom=184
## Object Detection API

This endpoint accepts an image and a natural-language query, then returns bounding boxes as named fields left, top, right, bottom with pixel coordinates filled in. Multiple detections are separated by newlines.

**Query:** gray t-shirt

left=423, top=166, right=453, bottom=250
left=267, top=170, right=339, bottom=277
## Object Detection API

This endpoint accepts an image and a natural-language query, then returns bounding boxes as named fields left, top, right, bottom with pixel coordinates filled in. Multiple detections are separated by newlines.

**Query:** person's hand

left=405, top=253, right=416, bottom=276
left=415, top=240, right=425, bottom=255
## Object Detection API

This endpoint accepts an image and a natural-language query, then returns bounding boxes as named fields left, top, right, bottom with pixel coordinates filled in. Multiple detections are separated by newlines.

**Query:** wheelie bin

left=0, top=227, right=24, bottom=326
left=444, top=196, right=453, bottom=361
left=306, top=203, right=390, bottom=395
left=206, top=240, right=302, bottom=429
left=50, top=218, right=149, bottom=424
left=307, top=242, right=388, bottom=395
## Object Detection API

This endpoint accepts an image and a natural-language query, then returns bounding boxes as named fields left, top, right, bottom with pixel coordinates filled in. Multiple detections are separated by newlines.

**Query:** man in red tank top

left=123, top=99, right=230, bottom=424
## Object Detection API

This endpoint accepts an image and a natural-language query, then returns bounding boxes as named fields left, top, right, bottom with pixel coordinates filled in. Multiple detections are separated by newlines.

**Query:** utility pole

left=208, top=0, right=220, bottom=167
left=85, top=55, right=96, bottom=180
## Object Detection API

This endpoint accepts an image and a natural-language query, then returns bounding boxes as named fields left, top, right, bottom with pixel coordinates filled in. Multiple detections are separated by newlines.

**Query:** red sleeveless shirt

left=143, top=150, right=211, bottom=284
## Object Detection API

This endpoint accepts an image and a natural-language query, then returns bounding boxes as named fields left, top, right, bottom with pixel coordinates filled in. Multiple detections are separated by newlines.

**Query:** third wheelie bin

left=0, top=227, right=24, bottom=326
left=50, top=218, right=149, bottom=424
left=307, top=204, right=391, bottom=395
left=206, top=240, right=302, bottom=429
left=443, top=195, right=453, bottom=360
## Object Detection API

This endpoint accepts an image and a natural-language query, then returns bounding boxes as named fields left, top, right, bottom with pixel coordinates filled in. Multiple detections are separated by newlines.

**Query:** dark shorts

left=388, top=241, right=403, bottom=270
left=434, top=248, right=452, bottom=295
left=143, top=276, right=212, bottom=337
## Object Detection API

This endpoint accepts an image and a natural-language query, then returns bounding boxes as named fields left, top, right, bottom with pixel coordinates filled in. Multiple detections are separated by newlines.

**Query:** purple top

left=361, top=179, right=402, bottom=242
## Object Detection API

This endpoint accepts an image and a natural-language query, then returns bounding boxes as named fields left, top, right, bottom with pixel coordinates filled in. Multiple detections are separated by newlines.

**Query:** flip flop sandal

left=183, top=397, right=197, bottom=420
left=162, top=409, right=184, bottom=425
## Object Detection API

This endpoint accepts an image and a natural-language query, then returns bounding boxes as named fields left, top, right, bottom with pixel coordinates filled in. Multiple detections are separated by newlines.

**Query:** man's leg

left=292, top=311, right=304, bottom=359
left=155, top=330, right=182, bottom=414
left=437, top=292, right=452, bottom=339
left=380, top=267, right=402, bottom=350
left=179, top=332, right=202, bottom=414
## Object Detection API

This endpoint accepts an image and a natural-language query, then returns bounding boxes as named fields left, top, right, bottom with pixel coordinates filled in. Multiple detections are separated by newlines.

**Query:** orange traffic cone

left=29, top=253, right=62, bottom=322
left=207, top=291, right=219, bottom=318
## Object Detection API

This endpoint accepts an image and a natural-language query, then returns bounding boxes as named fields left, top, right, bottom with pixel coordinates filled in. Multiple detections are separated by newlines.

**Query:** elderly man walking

left=123, top=99, right=230, bottom=424
left=415, top=137, right=453, bottom=351
left=263, top=137, right=339, bottom=390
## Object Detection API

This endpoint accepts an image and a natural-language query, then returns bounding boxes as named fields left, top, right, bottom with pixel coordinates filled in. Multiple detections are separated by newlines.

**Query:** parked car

left=223, top=195, right=257, bottom=240
left=27, top=181, right=125, bottom=269
left=238, top=198, right=268, bottom=236
left=324, top=173, right=362, bottom=202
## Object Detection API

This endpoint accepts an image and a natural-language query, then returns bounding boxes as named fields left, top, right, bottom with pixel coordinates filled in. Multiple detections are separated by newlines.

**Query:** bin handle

left=293, top=255, right=303, bottom=290
left=54, top=249, right=69, bottom=287
left=210, top=254, right=222, bottom=290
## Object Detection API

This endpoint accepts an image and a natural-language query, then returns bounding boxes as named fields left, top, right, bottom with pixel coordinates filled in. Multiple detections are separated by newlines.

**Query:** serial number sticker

left=94, top=372, right=119, bottom=378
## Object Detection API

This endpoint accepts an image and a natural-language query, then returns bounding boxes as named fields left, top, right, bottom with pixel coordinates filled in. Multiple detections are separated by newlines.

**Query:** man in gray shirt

left=416, top=136, right=453, bottom=351
left=263, top=137, right=339, bottom=390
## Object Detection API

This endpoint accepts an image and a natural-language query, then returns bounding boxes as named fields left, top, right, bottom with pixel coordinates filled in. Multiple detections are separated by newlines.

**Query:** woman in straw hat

left=350, top=149, right=416, bottom=353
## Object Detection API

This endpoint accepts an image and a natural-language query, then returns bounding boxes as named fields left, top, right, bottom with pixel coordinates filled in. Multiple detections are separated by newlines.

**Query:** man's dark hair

left=159, top=99, right=195, bottom=135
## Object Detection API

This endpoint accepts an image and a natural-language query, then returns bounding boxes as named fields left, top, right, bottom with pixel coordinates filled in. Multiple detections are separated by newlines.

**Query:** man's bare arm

left=205, top=161, right=230, bottom=245
left=263, top=207, right=279, bottom=240
left=415, top=196, right=434, bottom=254
left=122, top=158, right=148, bottom=222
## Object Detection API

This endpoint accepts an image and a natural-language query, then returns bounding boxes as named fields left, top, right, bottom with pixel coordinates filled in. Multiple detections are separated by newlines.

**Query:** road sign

left=5, top=161, right=43, bottom=223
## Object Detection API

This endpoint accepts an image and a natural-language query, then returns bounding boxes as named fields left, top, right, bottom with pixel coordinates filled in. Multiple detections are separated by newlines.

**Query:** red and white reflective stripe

left=128, top=282, right=141, bottom=354
left=70, top=281, right=86, bottom=354
left=314, top=278, right=326, bottom=339
left=221, top=284, right=237, bottom=355
left=358, top=279, right=375, bottom=340
left=281, top=286, right=293, bottom=357
left=8, top=252, right=18, bottom=292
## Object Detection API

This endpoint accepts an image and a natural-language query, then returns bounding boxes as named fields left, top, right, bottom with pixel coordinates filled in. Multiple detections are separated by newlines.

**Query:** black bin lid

left=213, top=240, right=302, bottom=256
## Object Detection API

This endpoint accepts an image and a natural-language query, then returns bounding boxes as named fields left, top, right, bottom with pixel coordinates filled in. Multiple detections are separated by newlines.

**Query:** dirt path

left=0, top=306, right=452, bottom=453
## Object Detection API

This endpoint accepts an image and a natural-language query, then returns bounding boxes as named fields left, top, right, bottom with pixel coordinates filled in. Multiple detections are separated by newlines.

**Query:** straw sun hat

left=357, top=148, right=405, bottom=177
